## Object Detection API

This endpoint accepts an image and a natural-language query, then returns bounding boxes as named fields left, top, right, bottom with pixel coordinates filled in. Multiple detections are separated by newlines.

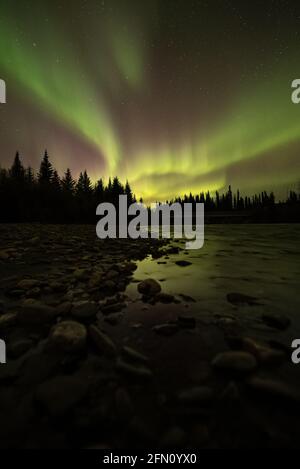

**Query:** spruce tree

left=38, top=150, right=53, bottom=184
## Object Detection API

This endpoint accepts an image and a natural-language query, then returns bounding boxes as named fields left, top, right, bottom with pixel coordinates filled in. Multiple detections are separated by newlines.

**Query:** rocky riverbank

left=0, top=223, right=300, bottom=448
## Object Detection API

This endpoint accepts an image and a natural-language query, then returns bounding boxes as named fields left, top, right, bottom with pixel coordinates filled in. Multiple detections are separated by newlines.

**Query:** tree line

left=0, top=151, right=135, bottom=222
left=0, top=151, right=299, bottom=223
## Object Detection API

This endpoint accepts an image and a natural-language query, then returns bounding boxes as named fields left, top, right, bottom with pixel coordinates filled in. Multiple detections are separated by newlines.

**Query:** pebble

left=138, top=279, right=161, bottom=296
left=17, top=279, right=39, bottom=290
left=49, top=320, right=87, bottom=353
left=116, top=358, right=153, bottom=380
left=177, top=386, right=214, bottom=404
left=0, top=312, right=18, bottom=329
left=242, top=337, right=285, bottom=365
left=155, top=292, right=175, bottom=303
left=152, top=323, right=178, bottom=336
left=175, top=260, right=192, bottom=267
left=115, top=387, right=134, bottom=420
left=261, top=313, right=291, bottom=330
left=122, top=345, right=149, bottom=363
left=227, top=292, right=258, bottom=306
left=212, top=351, right=257, bottom=373
left=72, top=300, right=98, bottom=319
left=73, top=268, right=90, bottom=281
left=88, top=325, right=117, bottom=357
left=18, top=300, right=57, bottom=324
left=8, top=338, right=33, bottom=358
left=246, top=377, right=300, bottom=403
left=35, top=375, right=89, bottom=417
left=104, top=312, right=123, bottom=325
left=160, top=426, right=186, bottom=448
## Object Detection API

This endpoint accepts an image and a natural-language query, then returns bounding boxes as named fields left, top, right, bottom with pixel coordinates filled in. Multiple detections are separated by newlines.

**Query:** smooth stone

left=212, top=351, right=257, bottom=373
left=247, top=377, right=300, bottom=403
left=18, top=301, right=57, bottom=324
left=88, top=325, right=117, bottom=357
left=50, top=320, right=87, bottom=353
left=35, top=375, right=89, bottom=417
left=116, top=358, right=153, bottom=380
left=106, top=269, right=119, bottom=280
left=122, top=345, right=149, bottom=363
left=8, top=338, right=33, bottom=358
left=242, top=337, right=285, bottom=365
left=17, top=279, right=39, bottom=290
left=177, top=386, right=214, bottom=404
left=73, top=268, right=89, bottom=281
left=26, top=287, right=41, bottom=298
left=115, top=387, right=134, bottom=420
left=220, top=381, right=240, bottom=401
left=138, top=279, right=161, bottom=296
left=261, top=313, right=291, bottom=330
left=88, top=272, right=102, bottom=288
left=56, top=301, right=72, bottom=316
left=155, top=292, right=175, bottom=303
left=226, top=292, right=258, bottom=306
left=0, top=312, right=18, bottom=328
left=101, top=303, right=125, bottom=314
left=72, top=301, right=98, bottom=319
left=175, top=260, right=192, bottom=267
left=152, top=323, right=178, bottom=336
left=104, top=312, right=124, bottom=325
left=160, top=426, right=186, bottom=448
left=0, top=250, right=9, bottom=260
left=179, top=294, right=196, bottom=303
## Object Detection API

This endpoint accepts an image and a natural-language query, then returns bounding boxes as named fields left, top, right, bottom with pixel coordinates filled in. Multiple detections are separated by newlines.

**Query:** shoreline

left=0, top=223, right=299, bottom=448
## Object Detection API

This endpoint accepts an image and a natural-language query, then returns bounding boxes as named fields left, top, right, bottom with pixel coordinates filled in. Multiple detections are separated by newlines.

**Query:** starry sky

left=0, top=0, right=300, bottom=202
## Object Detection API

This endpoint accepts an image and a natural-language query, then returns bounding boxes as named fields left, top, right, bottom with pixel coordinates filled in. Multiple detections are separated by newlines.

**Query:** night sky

left=1, top=0, right=300, bottom=202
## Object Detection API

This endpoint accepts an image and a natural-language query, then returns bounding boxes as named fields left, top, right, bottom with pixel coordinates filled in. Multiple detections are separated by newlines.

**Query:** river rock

left=35, top=375, right=89, bottom=417
left=242, top=337, right=285, bottom=365
left=152, top=323, right=178, bottom=336
left=115, top=387, right=134, bottom=420
left=155, top=292, right=175, bottom=303
left=0, top=312, right=18, bottom=328
left=8, top=338, right=33, bottom=358
left=88, top=325, right=117, bottom=357
left=160, top=426, right=186, bottom=448
left=212, top=351, right=257, bottom=373
left=104, top=312, right=123, bottom=325
left=177, top=386, right=214, bottom=404
left=175, top=260, right=192, bottom=267
left=72, top=300, right=97, bottom=319
left=138, top=279, right=161, bottom=296
left=73, top=268, right=89, bottom=281
left=88, top=272, right=102, bottom=288
left=247, top=377, right=300, bottom=403
left=17, top=279, right=39, bottom=290
left=261, top=313, right=290, bottom=330
left=122, top=345, right=149, bottom=363
left=18, top=300, right=57, bottom=324
left=49, top=320, right=87, bottom=353
left=227, top=292, right=258, bottom=306
left=116, top=358, right=153, bottom=380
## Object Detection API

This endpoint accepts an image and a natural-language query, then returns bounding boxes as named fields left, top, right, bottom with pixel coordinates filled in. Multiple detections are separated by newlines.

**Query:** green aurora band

left=0, top=3, right=300, bottom=203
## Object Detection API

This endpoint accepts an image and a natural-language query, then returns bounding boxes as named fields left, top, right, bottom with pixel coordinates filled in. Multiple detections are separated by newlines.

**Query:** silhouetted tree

left=38, top=150, right=53, bottom=184
left=62, top=168, right=75, bottom=194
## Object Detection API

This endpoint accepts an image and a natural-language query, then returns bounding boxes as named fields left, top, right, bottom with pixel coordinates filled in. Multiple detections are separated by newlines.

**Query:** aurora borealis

left=0, top=0, right=300, bottom=202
